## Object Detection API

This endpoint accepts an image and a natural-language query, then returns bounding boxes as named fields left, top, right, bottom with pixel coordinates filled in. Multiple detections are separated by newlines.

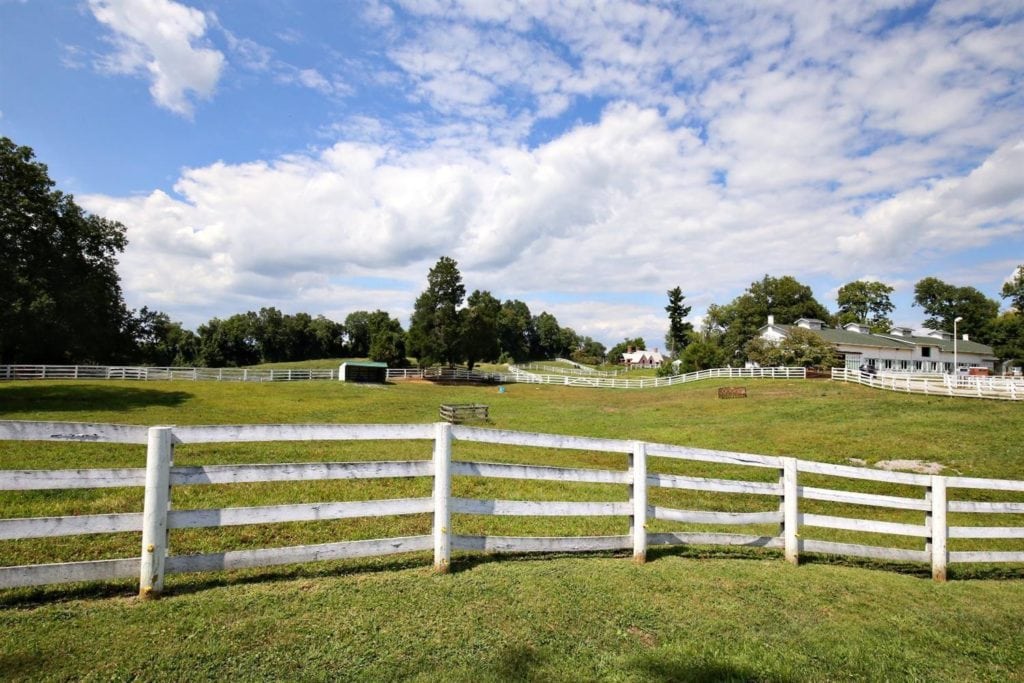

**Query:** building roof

left=761, top=324, right=996, bottom=357
left=765, top=324, right=912, bottom=350
left=878, top=333, right=995, bottom=356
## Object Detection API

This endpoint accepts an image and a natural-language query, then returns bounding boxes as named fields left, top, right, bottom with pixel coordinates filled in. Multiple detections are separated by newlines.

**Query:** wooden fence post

left=433, top=422, right=452, bottom=573
left=139, top=426, right=174, bottom=598
left=930, top=476, right=948, bottom=582
left=630, top=441, right=647, bottom=563
left=782, top=457, right=799, bottom=565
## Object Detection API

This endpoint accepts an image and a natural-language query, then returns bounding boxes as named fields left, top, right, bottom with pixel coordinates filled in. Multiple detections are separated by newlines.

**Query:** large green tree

left=745, top=327, right=839, bottom=369
left=1002, top=265, right=1024, bottom=312
left=664, top=286, right=693, bottom=356
left=461, top=290, right=501, bottom=370
left=130, top=307, right=198, bottom=366
left=496, top=299, right=534, bottom=363
left=913, top=277, right=999, bottom=344
left=1, top=137, right=133, bottom=362
left=836, top=280, right=895, bottom=332
left=407, top=256, right=466, bottom=366
left=708, top=275, right=831, bottom=360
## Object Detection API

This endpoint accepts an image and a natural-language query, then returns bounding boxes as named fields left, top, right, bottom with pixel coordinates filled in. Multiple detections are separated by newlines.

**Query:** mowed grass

left=1, top=377, right=1024, bottom=681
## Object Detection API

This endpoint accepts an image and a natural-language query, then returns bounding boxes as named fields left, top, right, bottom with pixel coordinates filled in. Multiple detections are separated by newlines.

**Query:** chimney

left=767, top=315, right=775, bottom=326
left=963, top=334, right=969, bottom=341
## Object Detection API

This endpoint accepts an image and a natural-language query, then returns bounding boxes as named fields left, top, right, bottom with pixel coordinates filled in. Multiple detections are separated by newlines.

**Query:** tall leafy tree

left=836, top=280, right=895, bottom=332
left=664, top=286, right=693, bottom=356
left=913, top=277, right=999, bottom=344
left=1002, top=265, right=1024, bottom=312
left=496, top=299, right=534, bottom=363
left=710, top=275, right=831, bottom=360
left=990, top=312, right=1024, bottom=368
left=130, top=307, right=198, bottom=366
left=571, top=337, right=606, bottom=366
left=1, top=136, right=133, bottom=362
left=407, top=256, right=466, bottom=366
left=745, top=327, right=839, bottom=369
left=461, top=290, right=501, bottom=370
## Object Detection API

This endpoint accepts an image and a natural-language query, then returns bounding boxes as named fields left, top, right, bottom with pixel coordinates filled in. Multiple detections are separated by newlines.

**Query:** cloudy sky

left=2, top=0, right=1022, bottom=347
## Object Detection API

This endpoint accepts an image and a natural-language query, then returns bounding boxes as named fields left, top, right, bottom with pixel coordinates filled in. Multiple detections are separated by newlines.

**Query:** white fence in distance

left=2, top=420, right=1023, bottom=595
left=0, top=365, right=336, bottom=382
left=832, top=368, right=1023, bottom=401
left=0, top=364, right=806, bottom=389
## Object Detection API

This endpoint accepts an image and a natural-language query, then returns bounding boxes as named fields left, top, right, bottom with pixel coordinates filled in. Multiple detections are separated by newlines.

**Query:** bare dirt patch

left=874, top=459, right=945, bottom=475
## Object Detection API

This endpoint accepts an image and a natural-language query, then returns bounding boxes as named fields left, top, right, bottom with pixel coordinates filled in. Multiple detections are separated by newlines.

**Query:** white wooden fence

left=1, top=364, right=806, bottom=389
left=832, top=368, right=1023, bottom=401
left=0, top=365, right=336, bottom=382
left=2, top=420, right=1022, bottom=595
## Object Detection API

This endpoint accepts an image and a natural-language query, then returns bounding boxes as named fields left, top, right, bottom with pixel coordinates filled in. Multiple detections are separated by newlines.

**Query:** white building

left=620, top=347, right=666, bottom=369
left=758, top=316, right=997, bottom=373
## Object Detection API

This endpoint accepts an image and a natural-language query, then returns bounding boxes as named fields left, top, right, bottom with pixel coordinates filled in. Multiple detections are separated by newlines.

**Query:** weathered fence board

left=171, top=423, right=435, bottom=444
left=946, top=476, right=1024, bottom=492
left=798, top=486, right=931, bottom=511
left=452, top=460, right=630, bottom=484
left=648, top=473, right=781, bottom=496
left=948, top=551, right=1024, bottom=563
left=796, top=460, right=932, bottom=486
left=0, top=420, right=149, bottom=444
left=451, top=498, right=631, bottom=517
left=650, top=507, right=783, bottom=525
left=802, top=540, right=930, bottom=563
left=646, top=443, right=782, bottom=469
left=165, top=536, right=434, bottom=574
left=800, top=513, right=929, bottom=537
left=452, top=534, right=632, bottom=553
left=0, top=512, right=143, bottom=540
left=947, top=501, right=1024, bottom=513
left=647, top=532, right=784, bottom=548
left=167, top=498, right=433, bottom=529
left=0, top=468, right=147, bottom=490
left=451, top=425, right=632, bottom=453
left=948, top=526, right=1024, bottom=539
left=0, top=558, right=140, bottom=589
left=170, top=460, right=432, bottom=485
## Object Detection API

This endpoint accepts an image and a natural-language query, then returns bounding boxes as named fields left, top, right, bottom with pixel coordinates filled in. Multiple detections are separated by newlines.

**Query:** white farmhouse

left=758, top=316, right=997, bottom=373
left=620, top=347, right=666, bottom=369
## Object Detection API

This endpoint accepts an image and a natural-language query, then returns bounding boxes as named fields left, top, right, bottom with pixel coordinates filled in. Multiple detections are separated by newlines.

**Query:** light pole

left=953, top=316, right=963, bottom=376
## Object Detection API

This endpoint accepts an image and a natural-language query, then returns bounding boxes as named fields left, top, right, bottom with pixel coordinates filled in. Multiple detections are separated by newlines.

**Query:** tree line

left=2, top=135, right=1021, bottom=370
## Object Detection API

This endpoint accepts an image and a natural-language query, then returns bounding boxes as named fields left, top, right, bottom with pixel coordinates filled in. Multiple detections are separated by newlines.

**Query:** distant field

left=1, top=377, right=1023, bottom=680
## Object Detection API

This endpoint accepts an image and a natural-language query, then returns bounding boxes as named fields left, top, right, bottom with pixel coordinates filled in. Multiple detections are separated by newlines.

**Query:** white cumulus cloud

left=89, top=0, right=225, bottom=117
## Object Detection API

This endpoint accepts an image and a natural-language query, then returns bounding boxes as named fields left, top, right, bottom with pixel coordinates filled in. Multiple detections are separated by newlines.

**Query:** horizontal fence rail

left=1, top=364, right=807, bottom=390
left=1, top=420, right=1022, bottom=594
left=832, top=368, right=1023, bottom=401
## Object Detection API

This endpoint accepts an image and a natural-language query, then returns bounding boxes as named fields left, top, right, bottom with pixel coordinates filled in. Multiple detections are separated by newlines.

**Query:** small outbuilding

left=339, top=361, right=388, bottom=383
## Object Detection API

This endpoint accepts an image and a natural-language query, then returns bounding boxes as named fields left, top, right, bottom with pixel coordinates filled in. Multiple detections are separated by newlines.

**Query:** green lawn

left=1, top=377, right=1023, bottom=680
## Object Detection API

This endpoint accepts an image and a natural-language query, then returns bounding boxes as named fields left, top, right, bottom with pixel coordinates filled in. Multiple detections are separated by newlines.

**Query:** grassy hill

left=1, top=377, right=1023, bottom=680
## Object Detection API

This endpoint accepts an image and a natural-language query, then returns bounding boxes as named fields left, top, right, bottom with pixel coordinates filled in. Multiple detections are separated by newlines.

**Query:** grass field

left=1, top=377, right=1023, bottom=680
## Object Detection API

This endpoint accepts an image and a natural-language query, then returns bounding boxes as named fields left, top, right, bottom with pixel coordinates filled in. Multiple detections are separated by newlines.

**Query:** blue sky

left=2, top=0, right=1023, bottom=348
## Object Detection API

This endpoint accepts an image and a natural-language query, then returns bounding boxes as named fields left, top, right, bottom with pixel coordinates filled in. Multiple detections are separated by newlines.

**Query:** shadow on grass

left=5, top=544, right=1024, bottom=607
left=631, top=655, right=791, bottom=683
left=0, top=384, right=192, bottom=414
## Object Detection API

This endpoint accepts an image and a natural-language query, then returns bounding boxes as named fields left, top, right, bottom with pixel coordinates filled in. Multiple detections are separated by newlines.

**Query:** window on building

left=921, top=347, right=931, bottom=358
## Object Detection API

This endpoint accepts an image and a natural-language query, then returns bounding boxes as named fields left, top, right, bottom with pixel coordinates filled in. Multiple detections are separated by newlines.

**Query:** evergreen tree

left=664, top=286, right=693, bottom=356
left=407, top=256, right=466, bottom=366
